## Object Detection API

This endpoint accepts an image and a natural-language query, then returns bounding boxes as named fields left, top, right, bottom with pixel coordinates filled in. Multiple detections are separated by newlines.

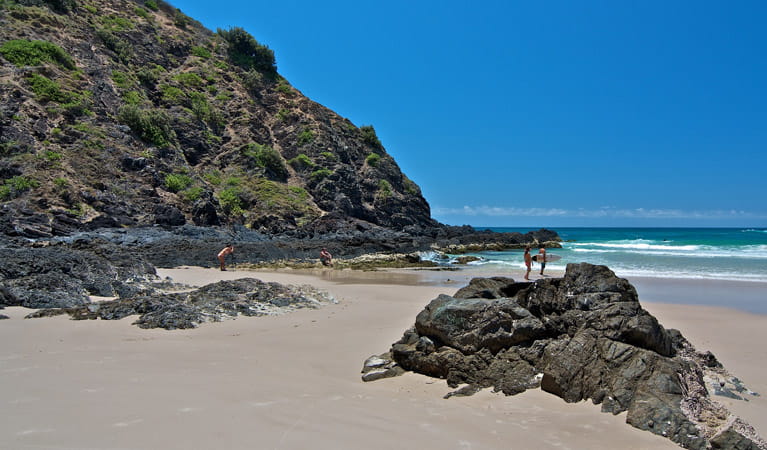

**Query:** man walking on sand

left=538, top=246, right=547, bottom=276
left=217, top=243, right=234, bottom=271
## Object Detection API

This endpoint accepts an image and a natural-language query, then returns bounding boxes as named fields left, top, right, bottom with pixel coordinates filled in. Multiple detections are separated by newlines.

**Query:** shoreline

left=2, top=266, right=765, bottom=449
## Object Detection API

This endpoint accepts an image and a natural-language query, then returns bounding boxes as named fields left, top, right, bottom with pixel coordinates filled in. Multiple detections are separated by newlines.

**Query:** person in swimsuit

left=538, top=246, right=547, bottom=276
left=217, top=243, right=234, bottom=271
left=319, top=248, right=333, bottom=267
left=523, top=246, right=532, bottom=280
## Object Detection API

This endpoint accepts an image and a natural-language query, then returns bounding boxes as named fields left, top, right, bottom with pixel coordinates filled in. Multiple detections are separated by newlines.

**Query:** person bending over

left=319, top=248, right=333, bottom=267
left=218, top=244, right=234, bottom=271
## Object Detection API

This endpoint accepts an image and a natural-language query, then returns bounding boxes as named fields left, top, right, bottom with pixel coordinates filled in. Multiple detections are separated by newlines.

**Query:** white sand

left=1, top=266, right=765, bottom=449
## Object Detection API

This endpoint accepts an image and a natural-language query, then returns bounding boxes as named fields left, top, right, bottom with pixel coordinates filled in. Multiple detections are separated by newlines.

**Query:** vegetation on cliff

left=0, top=0, right=436, bottom=237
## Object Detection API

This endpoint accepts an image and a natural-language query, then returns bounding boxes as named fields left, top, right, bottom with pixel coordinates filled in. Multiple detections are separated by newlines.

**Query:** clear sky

left=171, top=0, right=767, bottom=228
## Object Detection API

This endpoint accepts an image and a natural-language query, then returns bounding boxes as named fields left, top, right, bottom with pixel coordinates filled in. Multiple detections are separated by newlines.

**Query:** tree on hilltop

left=217, top=26, right=276, bottom=73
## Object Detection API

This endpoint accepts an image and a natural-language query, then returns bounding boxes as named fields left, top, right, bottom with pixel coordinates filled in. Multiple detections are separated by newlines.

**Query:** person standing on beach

left=523, top=246, right=532, bottom=280
left=538, top=246, right=547, bottom=276
left=217, top=243, right=234, bottom=271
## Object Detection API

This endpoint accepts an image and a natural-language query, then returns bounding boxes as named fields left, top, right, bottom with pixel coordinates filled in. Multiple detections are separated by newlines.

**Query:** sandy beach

left=1, top=266, right=765, bottom=449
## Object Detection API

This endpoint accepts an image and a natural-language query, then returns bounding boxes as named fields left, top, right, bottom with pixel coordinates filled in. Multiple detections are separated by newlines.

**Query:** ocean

left=428, top=228, right=767, bottom=283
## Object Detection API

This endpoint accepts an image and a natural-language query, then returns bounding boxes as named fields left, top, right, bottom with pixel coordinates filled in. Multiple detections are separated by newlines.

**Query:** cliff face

left=0, top=0, right=437, bottom=237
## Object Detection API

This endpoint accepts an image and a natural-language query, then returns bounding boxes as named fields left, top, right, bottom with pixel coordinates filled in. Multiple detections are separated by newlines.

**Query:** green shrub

left=377, top=179, right=392, bottom=199
left=164, top=173, right=193, bottom=192
left=360, top=125, right=383, bottom=150
left=310, top=168, right=332, bottom=182
left=297, top=129, right=314, bottom=146
left=53, top=177, right=68, bottom=188
left=173, top=9, right=191, bottom=29
left=182, top=186, right=204, bottom=202
left=251, top=179, right=314, bottom=217
left=224, top=176, right=242, bottom=186
left=83, top=4, right=97, bottom=13
left=159, top=84, right=185, bottom=104
left=96, top=29, right=132, bottom=63
left=320, top=151, right=337, bottom=161
left=241, top=143, right=288, bottom=181
left=365, top=152, right=381, bottom=167
left=218, top=187, right=243, bottom=214
left=275, top=82, right=292, bottom=96
left=111, top=70, right=131, bottom=88
left=134, top=6, right=150, bottom=19
left=191, top=46, right=211, bottom=59
left=276, top=108, right=291, bottom=122
left=241, top=68, right=263, bottom=92
left=123, top=90, right=142, bottom=105
left=27, top=73, right=70, bottom=103
left=117, top=105, right=175, bottom=147
left=0, top=39, right=75, bottom=69
left=287, top=153, right=315, bottom=172
left=144, top=0, right=158, bottom=11
left=40, top=150, right=62, bottom=162
left=0, top=175, right=39, bottom=200
left=188, top=93, right=224, bottom=132
left=404, top=178, right=420, bottom=195
left=26, top=74, right=89, bottom=116
left=204, top=171, right=222, bottom=185
left=174, top=72, right=205, bottom=88
left=101, top=14, right=134, bottom=32
left=217, top=26, right=276, bottom=73
left=137, top=64, right=164, bottom=87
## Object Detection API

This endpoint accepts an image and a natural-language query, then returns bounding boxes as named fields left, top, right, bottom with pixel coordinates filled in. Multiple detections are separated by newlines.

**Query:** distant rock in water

left=362, top=263, right=766, bottom=450
left=26, top=278, right=336, bottom=330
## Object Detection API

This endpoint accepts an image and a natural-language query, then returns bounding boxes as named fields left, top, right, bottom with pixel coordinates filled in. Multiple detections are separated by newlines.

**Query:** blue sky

left=171, top=0, right=767, bottom=228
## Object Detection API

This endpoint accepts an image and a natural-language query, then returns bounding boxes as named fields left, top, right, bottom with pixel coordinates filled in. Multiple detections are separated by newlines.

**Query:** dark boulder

left=379, top=263, right=765, bottom=450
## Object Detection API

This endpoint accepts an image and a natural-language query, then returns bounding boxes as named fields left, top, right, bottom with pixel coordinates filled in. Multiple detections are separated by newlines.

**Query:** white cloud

left=432, top=205, right=767, bottom=220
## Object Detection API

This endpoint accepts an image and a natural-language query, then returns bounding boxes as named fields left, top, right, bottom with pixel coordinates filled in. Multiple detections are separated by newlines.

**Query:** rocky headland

left=361, top=263, right=766, bottom=450
left=0, top=0, right=561, bottom=319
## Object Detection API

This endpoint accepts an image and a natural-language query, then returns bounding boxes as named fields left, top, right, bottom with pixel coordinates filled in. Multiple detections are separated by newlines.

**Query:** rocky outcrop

left=38, top=222, right=559, bottom=268
left=0, top=236, right=158, bottom=309
left=26, top=277, right=336, bottom=330
left=363, top=264, right=766, bottom=449
left=0, top=222, right=558, bottom=310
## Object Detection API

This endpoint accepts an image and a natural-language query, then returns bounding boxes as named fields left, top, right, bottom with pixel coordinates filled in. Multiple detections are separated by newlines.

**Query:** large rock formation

left=364, top=264, right=766, bottom=449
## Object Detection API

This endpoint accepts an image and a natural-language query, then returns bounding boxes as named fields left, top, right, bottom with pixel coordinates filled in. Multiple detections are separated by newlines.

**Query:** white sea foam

left=570, top=241, right=701, bottom=251
left=567, top=242, right=767, bottom=259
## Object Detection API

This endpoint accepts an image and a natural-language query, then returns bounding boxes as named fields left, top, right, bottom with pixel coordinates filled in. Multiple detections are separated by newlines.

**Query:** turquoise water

left=431, top=228, right=767, bottom=282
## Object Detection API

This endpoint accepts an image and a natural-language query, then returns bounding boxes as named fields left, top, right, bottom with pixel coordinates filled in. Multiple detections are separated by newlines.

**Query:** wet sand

left=1, top=266, right=765, bottom=449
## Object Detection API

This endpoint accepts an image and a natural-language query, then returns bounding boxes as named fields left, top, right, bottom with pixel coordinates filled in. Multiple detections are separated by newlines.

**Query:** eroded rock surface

left=26, top=278, right=336, bottom=330
left=363, top=263, right=766, bottom=449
